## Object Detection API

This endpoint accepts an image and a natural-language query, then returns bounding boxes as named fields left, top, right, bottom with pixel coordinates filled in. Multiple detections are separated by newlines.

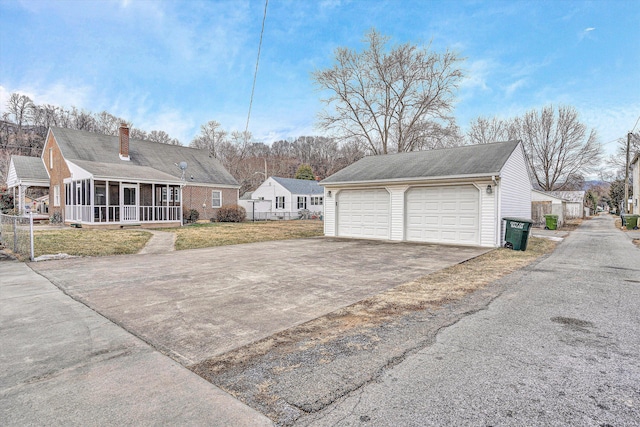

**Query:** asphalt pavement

left=298, top=214, right=640, bottom=426
left=0, top=261, right=273, bottom=426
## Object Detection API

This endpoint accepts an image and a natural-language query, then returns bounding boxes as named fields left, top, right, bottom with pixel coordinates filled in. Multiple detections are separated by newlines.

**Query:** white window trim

left=297, top=196, right=307, bottom=210
left=212, top=190, right=222, bottom=208
left=276, top=196, right=285, bottom=210
left=49, top=148, right=53, bottom=169
left=53, top=184, right=60, bottom=207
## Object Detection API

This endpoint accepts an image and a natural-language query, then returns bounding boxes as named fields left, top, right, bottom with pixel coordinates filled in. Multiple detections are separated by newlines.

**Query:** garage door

left=338, top=189, right=390, bottom=239
left=406, top=185, right=479, bottom=245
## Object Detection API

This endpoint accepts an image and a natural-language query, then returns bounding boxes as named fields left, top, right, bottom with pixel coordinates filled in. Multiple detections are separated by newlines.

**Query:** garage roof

left=321, top=140, right=521, bottom=185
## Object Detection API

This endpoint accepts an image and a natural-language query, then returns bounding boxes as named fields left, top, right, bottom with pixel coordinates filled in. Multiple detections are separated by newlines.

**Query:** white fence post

left=30, top=212, right=35, bottom=261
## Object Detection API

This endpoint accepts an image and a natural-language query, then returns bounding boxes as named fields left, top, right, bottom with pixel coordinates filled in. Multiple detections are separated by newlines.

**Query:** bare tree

left=189, top=120, right=228, bottom=158
left=7, top=93, right=33, bottom=135
left=313, top=29, right=464, bottom=154
left=467, top=116, right=518, bottom=145
left=519, top=105, right=602, bottom=191
left=148, top=130, right=181, bottom=145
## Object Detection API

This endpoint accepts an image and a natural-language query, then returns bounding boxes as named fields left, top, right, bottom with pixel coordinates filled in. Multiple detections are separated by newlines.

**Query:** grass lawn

left=33, top=229, right=152, bottom=258
left=170, top=220, right=324, bottom=251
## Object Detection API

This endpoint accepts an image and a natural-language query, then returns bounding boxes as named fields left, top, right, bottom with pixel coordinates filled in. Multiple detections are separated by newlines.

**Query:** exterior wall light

left=327, top=190, right=332, bottom=198
left=486, top=185, right=493, bottom=194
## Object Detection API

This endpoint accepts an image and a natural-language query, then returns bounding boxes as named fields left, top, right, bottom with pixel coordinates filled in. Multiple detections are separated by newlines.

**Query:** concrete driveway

left=30, top=238, right=488, bottom=366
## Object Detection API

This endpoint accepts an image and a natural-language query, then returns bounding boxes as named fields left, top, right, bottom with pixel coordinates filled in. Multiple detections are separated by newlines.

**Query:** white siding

left=387, top=185, right=408, bottom=241
left=634, top=158, right=640, bottom=214
left=6, top=159, right=18, bottom=187
left=478, top=181, right=497, bottom=247
left=324, top=188, right=336, bottom=236
left=500, top=143, right=532, bottom=219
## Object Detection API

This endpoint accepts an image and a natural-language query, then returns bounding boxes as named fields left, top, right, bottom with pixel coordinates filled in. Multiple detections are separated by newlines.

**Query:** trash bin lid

left=503, top=217, right=533, bottom=223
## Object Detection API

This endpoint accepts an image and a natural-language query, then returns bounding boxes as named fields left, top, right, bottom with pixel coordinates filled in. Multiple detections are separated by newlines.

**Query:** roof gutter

left=320, top=172, right=503, bottom=187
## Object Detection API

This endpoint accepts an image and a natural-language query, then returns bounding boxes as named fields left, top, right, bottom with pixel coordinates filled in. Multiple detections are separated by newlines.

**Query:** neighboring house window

left=297, top=196, right=307, bottom=209
left=310, top=196, right=323, bottom=206
left=276, top=196, right=285, bottom=209
left=212, top=190, right=222, bottom=208
left=53, top=185, right=60, bottom=207
left=49, top=148, right=53, bottom=169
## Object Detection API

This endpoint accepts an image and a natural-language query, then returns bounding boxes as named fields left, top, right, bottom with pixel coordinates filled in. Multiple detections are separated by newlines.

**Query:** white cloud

left=504, top=79, right=527, bottom=98
left=579, top=27, right=596, bottom=41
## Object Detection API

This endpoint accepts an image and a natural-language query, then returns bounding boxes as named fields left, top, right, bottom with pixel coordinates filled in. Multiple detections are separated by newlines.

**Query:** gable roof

left=546, top=191, right=585, bottom=203
left=50, top=127, right=239, bottom=187
left=11, top=155, right=49, bottom=182
left=271, top=177, right=323, bottom=195
left=321, top=140, right=521, bottom=185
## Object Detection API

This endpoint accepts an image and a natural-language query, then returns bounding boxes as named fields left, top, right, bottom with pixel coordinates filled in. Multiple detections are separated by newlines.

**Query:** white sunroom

left=63, top=160, right=183, bottom=225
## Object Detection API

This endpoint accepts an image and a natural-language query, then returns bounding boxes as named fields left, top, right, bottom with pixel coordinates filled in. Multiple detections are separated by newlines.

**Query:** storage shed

left=320, top=140, right=532, bottom=248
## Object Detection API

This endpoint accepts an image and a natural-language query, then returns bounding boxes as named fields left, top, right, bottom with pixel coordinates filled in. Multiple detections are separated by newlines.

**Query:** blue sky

left=1, top=0, right=638, bottom=159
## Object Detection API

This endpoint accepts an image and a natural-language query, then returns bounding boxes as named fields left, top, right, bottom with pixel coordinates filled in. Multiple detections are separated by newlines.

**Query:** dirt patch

left=633, top=239, right=640, bottom=249
left=190, top=237, right=557, bottom=425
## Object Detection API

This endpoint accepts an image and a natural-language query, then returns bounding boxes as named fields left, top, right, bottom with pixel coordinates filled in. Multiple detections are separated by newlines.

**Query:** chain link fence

left=0, top=213, right=34, bottom=260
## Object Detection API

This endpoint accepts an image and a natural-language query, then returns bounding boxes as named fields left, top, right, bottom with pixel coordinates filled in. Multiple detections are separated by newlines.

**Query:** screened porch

left=64, top=179, right=182, bottom=225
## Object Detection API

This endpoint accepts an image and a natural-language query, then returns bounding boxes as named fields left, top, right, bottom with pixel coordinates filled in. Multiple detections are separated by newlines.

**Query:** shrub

left=183, top=208, right=200, bottom=223
left=215, top=205, right=246, bottom=222
left=50, top=211, right=63, bottom=224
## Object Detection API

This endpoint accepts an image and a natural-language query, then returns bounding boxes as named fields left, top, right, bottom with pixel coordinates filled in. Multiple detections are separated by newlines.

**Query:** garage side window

left=297, top=196, right=307, bottom=209
left=212, top=190, right=222, bottom=208
left=276, top=196, right=285, bottom=209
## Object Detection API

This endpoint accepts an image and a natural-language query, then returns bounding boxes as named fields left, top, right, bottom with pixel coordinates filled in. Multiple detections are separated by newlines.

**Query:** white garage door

left=406, top=185, right=479, bottom=245
left=338, top=189, right=390, bottom=239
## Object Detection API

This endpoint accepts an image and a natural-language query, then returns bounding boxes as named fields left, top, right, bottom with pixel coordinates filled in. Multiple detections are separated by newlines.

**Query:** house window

left=276, top=196, right=285, bottom=209
left=49, top=148, right=53, bottom=169
left=297, top=196, right=307, bottom=210
left=212, top=190, right=222, bottom=208
left=310, top=196, right=323, bottom=206
left=53, top=185, right=60, bottom=207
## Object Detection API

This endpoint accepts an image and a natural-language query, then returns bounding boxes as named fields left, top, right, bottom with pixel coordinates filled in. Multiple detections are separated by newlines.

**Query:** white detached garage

left=321, top=140, right=532, bottom=248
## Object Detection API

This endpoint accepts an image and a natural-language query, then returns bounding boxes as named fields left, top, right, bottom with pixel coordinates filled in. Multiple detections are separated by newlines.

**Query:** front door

left=121, top=184, right=138, bottom=222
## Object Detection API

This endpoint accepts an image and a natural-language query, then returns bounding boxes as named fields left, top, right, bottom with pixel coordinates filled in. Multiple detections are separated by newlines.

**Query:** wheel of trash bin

left=504, top=242, right=513, bottom=249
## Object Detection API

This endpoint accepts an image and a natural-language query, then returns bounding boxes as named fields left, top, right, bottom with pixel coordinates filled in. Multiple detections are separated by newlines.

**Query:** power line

left=244, top=0, right=269, bottom=138
left=632, top=115, right=640, bottom=133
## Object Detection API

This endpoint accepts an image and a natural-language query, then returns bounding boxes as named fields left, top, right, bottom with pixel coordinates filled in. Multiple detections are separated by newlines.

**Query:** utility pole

left=624, top=132, right=630, bottom=214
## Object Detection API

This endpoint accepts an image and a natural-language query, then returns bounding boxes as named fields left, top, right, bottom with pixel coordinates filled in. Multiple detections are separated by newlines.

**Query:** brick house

left=43, top=125, right=240, bottom=227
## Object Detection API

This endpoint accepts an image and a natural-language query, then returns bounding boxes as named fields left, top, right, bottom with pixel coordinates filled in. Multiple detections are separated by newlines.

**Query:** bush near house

left=0, top=190, right=14, bottom=214
left=183, top=208, right=200, bottom=223
left=213, top=205, right=246, bottom=222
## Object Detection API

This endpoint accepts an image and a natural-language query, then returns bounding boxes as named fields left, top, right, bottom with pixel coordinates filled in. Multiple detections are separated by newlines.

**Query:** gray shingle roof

left=11, top=155, right=49, bottom=182
left=51, top=127, right=239, bottom=187
left=272, top=177, right=323, bottom=195
left=321, top=141, right=521, bottom=185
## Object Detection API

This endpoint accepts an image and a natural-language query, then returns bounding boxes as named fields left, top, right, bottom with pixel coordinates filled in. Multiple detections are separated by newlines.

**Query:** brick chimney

left=119, top=123, right=130, bottom=161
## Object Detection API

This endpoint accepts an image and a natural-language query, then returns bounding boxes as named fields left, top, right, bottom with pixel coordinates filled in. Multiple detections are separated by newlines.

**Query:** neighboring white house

left=546, top=191, right=585, bottom=218
left=6, top=155, right=50, bottom=216
left=240, top=177, right=324, bottom=220
left=320, top=140, right=532, bottom=248
left=632, top=152, right=639, bottom=214
left=531, top=190, right=566, bottom=226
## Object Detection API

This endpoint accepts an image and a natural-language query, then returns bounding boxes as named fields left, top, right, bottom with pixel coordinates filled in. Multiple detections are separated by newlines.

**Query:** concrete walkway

left=0, top=261, right=273, bottom=426
left=138, top=230, right=176, bottom=254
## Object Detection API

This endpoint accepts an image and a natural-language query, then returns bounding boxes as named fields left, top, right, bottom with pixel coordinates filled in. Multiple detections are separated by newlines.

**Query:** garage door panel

left=338, top=189, right=390, bottom=239
left=406, top=185, right=479, bottom=245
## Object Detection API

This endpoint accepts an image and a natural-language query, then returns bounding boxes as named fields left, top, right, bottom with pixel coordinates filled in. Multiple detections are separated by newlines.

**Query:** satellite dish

left=179, top=161, right=187, bottom=170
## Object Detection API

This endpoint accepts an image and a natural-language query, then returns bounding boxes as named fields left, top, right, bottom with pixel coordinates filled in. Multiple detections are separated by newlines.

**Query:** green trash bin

left=503, top=217, right=534, bottom=251
left=544, top=214, right=558, bottom=230
left=625, top=215, right=639, bottom=230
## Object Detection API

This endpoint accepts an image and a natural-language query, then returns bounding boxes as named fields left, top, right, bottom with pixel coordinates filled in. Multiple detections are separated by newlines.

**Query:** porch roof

left=70, top=159, right=183, bottom=184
